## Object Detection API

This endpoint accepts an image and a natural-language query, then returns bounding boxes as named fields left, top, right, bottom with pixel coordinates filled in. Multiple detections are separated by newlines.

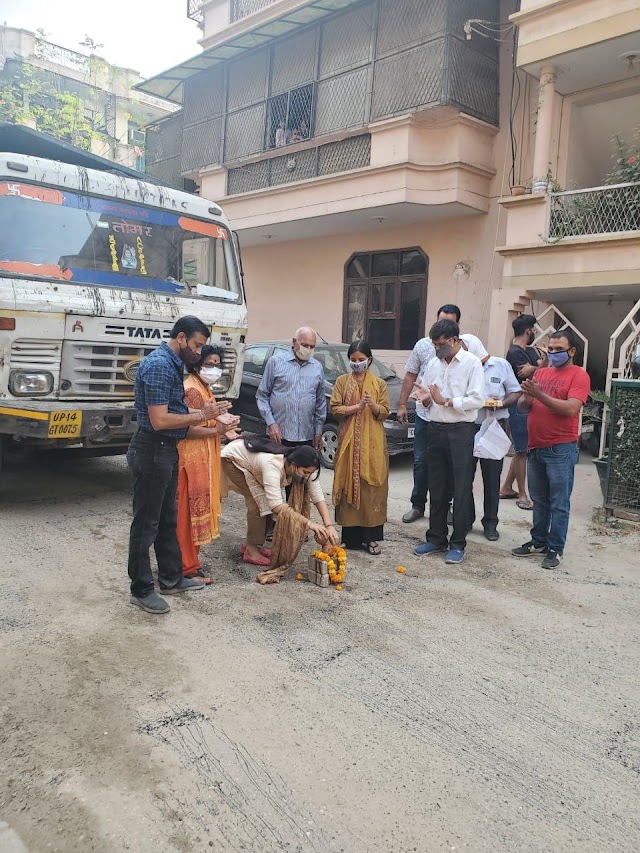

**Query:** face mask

left=350, top=359, right=369, bottom=373
left=291, top=469, right=309, bottom=484
left=296, top=345, right=315, bottom=361
left=435, top=344, right=454, bottom=360
left=527, top=331, right=536, bottom=344
left=548, top=350, right=571, bottom=368
left=200, top=366, right=222, bottom=384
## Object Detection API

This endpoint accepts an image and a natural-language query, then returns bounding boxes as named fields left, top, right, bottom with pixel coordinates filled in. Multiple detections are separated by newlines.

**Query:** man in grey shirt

left=256, top=327, right=326, bottom=451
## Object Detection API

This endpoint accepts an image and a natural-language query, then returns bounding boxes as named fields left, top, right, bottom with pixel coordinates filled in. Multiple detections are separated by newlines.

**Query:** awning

left=135, top=0, right=363, bottom=104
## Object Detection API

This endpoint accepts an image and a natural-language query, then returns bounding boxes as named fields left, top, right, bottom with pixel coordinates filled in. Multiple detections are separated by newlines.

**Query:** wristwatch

left=444, top=399, right=451, bottom=408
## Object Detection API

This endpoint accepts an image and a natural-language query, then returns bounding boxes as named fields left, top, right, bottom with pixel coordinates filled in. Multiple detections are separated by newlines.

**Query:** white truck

left=0, top=124, right=247, bottom=474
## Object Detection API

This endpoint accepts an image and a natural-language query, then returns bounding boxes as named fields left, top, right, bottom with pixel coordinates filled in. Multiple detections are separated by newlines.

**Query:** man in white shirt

left=471, top=355, right=521, bottom=541
left=398, top=303, right=487, bottom=523
left=411, top=319, right=485, bottom=564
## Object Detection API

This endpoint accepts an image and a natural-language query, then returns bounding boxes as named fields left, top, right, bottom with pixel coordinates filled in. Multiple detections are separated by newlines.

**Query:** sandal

left=499, top=491, right=519, bottom=500
left=364, top=541, right=382, bottom=555
left=516, top=499, right=534, bottom=510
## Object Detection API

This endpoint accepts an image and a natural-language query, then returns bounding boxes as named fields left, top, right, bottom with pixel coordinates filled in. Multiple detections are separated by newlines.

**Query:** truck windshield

left=0, top=181, right=240, bottom=300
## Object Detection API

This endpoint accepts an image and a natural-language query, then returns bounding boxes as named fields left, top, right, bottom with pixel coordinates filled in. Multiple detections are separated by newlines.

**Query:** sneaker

left=541, top=550, right=562, bottom=570
left=445, top=548, right=465, bottom=564
left=512, top=541, right=548, bottom=557
left=402, top=507, right=424, bottom=523
left=483, top=525, right=499, bottom=542
left=130, top=591, right=171, bottom=614
left=414, top=541, right=447, bottom=556
left=159, top=577, right=205, bottom=595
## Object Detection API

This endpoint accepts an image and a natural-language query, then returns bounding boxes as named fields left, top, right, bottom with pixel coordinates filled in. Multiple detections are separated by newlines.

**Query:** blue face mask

left=548, top=349, right=571, bottom=368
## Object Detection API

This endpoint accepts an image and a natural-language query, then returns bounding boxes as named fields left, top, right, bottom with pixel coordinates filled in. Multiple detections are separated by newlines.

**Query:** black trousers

left=127, top=431, right=183, bottom=598
left=426, top=422, right=476, bottom=551
left=469, top=424, right=504, bottom=528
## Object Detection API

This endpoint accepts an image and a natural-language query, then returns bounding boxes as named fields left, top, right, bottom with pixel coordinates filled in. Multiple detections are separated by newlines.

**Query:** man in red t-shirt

left=511, top=329, right=590, bottom=569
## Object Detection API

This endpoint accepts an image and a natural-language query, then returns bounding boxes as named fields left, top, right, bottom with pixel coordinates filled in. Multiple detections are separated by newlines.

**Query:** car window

left=313, top=348, right=345, bottom=382
left=243, top=346, right=271, bottom=376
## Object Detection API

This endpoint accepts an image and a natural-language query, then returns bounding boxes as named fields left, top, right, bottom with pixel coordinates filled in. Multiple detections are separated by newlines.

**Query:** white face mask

left=200, top=366, right=222, bottom=384
left=296, top=344, right=315, bottom=361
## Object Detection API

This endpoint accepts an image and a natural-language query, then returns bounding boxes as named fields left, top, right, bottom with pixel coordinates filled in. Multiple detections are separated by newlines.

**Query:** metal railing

left=549, top=181, right=640, bottom=239
left=34, top=38, right=89, bottom=73
left=187, top=0, right=204, bottom=23
left=230, top=0, right=276, bottom=22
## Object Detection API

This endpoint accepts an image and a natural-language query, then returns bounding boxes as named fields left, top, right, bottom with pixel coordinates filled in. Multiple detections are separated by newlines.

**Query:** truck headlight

left=10, top=370, right=54, bottom=396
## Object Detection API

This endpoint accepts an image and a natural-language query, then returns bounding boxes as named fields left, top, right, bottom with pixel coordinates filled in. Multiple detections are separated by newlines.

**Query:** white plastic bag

left=473, top=415, right=511, bottom=460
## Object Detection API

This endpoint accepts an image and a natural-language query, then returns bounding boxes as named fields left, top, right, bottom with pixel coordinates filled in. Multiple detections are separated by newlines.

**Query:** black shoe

left=483, top=526, right=499, bottom=541
left=402, top=507, right=424, bottom=523
left=159, top=577, right=205, bottom=595
left=541, top=550, right=562, bottom=570
left=130, top=591, right=171, bottom=614
left=512, top=541, right=547, bottom=557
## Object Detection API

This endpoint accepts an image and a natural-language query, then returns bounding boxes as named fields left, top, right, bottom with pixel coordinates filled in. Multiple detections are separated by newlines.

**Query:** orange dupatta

left=177, top=375, right=222, bottom=546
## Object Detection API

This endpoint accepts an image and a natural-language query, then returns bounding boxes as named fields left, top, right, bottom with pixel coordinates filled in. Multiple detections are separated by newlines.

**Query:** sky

left=2, top=0, right=201, bottom=80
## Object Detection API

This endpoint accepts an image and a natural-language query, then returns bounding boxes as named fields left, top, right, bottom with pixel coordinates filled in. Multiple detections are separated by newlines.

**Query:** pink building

left=140, top=0, right=640, bottom=387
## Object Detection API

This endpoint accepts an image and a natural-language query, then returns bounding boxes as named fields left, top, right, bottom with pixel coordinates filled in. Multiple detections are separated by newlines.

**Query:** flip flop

left=499, top=491, right=519, bottom=499
left=243, top=553, right=271, bottom=567
left=516, top=499, right=534, bottom=510
left=241, top=544, right=272, bottom=558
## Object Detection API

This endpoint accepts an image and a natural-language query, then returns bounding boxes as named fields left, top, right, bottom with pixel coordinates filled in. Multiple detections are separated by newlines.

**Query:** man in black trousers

left=127, top=316, right=231, bottom=614
left=412, top=320, right=485, bottom=565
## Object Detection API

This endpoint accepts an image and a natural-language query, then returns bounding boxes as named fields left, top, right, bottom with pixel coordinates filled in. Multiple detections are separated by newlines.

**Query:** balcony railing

left=549, top=182, right=640, bottom=240
left=187, top=0, right=204, bottom=24
left=230, top=0, right=275, bottom=22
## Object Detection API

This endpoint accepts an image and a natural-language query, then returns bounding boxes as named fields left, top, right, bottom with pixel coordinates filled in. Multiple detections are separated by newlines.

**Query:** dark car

left=233, top=341, right=416, bottom=468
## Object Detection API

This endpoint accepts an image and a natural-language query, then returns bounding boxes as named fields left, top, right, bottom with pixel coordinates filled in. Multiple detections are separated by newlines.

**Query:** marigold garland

left=312, top=545, right=347, bottom=587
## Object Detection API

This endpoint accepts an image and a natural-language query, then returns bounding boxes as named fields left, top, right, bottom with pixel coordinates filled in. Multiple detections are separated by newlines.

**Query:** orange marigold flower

left=336, top=584, right=343, bottom=591
left=396, top=566, right=406, bottom=574
left=295, top=573, right=304, bottom=581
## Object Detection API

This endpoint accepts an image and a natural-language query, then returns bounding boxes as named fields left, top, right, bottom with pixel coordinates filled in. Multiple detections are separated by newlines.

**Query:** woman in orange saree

left=177, top=345, right=240, bottom=578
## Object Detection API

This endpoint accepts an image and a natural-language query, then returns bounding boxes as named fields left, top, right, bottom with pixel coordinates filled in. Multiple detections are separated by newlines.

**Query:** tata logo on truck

left=126, top=327, right=171, bottom=339
left=123, top=360, right=142, bottom=383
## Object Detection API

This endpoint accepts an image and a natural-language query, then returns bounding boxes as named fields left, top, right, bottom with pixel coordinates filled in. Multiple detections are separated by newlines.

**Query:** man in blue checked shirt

left=127, top=316, right=231, bottom=615
left=256, top=327, right=326, bottom=452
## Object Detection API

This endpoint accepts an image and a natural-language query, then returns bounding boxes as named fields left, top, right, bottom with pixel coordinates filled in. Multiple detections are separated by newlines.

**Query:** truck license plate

left=48, top=410, right=83, bottom=439
left=408, top=427, right=415, bottom=439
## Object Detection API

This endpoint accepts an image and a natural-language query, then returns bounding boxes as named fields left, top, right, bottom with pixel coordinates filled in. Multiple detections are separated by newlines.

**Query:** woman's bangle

left=199, top=409, right=206, bottom=423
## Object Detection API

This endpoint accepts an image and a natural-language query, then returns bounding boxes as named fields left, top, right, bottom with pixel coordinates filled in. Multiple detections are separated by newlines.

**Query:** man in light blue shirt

left=471, top=354, right=521, bottom=540
left=257, top=327, right=326, bottom=451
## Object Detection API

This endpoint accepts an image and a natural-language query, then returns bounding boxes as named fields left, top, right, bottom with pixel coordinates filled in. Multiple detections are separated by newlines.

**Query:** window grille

left=178, top=0, right=499, bottom=175
left=371, top=40, right=444, bottom=120
left=227, top=134, right=371, bottom=195
left=230, top=0, right=274, bottom=22
left=181, top=117, right=223, bottom=171
left=319, top=4, right=374, bottom=78
left=265, top=84, right=313, bottom=151
left=270, top=29, right=316, bottom=95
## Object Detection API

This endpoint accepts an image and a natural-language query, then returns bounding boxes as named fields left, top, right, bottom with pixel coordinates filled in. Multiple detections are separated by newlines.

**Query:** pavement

left=1, top=449, right=639, bottom=852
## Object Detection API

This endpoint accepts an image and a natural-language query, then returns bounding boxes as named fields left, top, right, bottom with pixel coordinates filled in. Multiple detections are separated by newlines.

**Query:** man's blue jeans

left=527, top=442, right=578, bottom=555
left=410, top=415, right=430, bottom=511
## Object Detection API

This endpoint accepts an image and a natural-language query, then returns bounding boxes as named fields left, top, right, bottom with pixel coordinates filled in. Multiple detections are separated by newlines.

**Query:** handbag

left=473, top=413, right=512, bottom=460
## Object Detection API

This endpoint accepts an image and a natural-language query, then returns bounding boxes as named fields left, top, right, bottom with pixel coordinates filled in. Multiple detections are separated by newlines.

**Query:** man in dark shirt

left=501, top=314, right=545, bottom=509
left=127, top=316, right=231, bottom=614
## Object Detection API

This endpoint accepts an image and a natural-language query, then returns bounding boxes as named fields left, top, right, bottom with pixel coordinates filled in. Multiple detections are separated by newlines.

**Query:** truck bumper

left=0, top=400, right=137, bottom=448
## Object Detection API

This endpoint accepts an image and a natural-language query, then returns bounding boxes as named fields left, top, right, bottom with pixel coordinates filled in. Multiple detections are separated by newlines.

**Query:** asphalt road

left=1, top=449, right=639, bottom=853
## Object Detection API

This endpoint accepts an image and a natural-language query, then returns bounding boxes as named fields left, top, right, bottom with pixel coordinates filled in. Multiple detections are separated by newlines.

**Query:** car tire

left=320, top=423, right=339, bottom=469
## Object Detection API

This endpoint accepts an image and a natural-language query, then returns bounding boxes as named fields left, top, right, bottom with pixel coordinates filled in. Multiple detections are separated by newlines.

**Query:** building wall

left=239, top=203, right=504, bottom=356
